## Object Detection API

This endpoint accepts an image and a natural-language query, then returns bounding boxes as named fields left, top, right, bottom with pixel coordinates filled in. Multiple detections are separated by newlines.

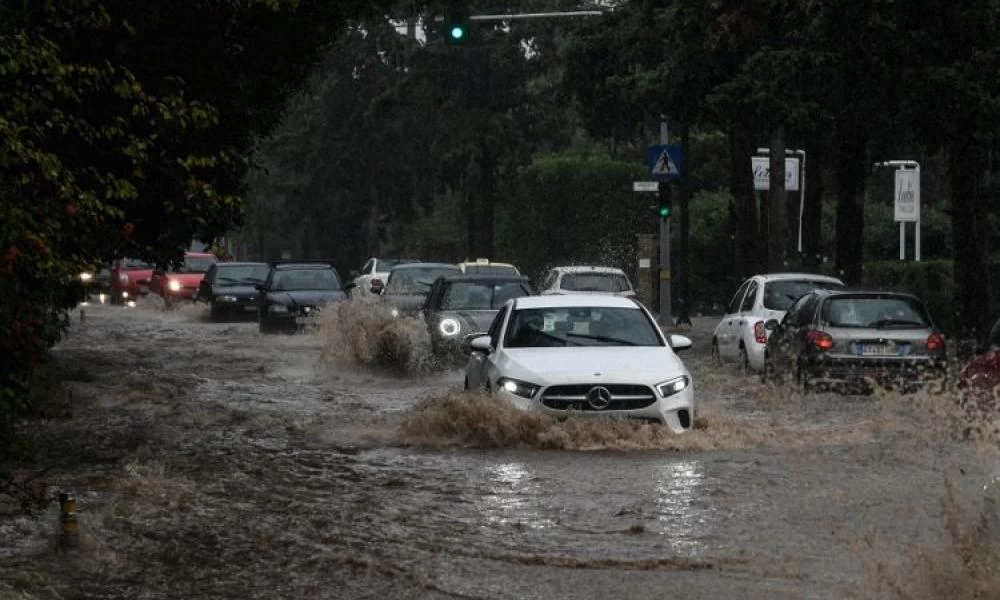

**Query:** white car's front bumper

left=496, top=386, right=695, bottom=434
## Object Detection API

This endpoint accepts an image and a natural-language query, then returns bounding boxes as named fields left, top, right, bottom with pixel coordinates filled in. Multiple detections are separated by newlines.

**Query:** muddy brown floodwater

left=3, top=299, right=1000, bottom=599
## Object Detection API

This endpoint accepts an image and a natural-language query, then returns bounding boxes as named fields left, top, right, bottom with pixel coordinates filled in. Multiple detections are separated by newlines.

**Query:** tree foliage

left=0, top=0, right=387, bottom=452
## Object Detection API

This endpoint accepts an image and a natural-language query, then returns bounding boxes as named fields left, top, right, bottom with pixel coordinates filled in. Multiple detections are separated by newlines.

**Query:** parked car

left=712, top=273, right=845, bottom=373
left=423, top=274, right=534, bottom=356
left=959, top=318, right=1000, bottom=389
left=149, top=252, right=218, bottom=304
left=538, top=266, right=636, bottom=298
left=456, top=259, right=521, bottom=276
left=351, top=258, right=420, bottom=297
left=110, top=258, right=157, bottom=304
left=197, top=262, right=270, bottom=321
left=257, top=262, right=348, bottom=333
left=381, top=262, right=462, bottom=317
left=464, top=294, right=695, bottom=433
left=763, top=289, right=947, bottom=392
left=78, top=265, right=111, bottom=299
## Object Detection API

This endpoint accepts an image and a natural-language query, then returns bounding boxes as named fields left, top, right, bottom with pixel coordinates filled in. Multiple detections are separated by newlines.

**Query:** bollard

left=79, top=308, right=86, bottom=323
left=59, top=491, right=80, bottom=549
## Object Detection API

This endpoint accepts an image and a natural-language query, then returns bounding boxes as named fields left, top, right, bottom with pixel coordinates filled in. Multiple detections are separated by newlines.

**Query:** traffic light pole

left=658, top=116, right=672, bottom=327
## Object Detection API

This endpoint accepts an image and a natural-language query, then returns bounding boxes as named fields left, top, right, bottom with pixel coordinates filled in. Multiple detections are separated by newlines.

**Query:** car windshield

left=440, top=282, right=529, bottom=310
left=463, top=265, right=519, bottom=276
left=764, top=280, right=843, bottom=311
left=561, top=273, right=631, bottom=293
left=504, top=306, right=661, bottom=348
left=121, top=258, right=155, bottom=269
left=270, top=269, right=341, bottom=291
left=821, top=296, right=930, bottom=329
left=171, top=256, right=216, bottom=274
left=988, top=321, right=1000, bottom=351
left=387, top=267, right=459, bottom=294
left=215, top=265, right=269, bottom=285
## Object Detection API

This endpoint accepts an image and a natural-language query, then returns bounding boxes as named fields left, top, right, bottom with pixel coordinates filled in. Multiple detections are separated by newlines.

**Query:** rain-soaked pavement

left=2, top=298, right=1000, bottom=599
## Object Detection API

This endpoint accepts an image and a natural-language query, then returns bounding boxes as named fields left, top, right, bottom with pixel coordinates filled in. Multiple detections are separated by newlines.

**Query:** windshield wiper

left=565, top=333, right=638, bottom=346
left=866, top=319, right=925, bottom=328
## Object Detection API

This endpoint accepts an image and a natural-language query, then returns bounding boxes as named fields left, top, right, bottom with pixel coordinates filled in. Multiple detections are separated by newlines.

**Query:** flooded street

left=2, top=300, right=999, bottom=599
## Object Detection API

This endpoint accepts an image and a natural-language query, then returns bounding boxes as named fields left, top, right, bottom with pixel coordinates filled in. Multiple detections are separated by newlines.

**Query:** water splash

left=314, top=296, right=436, bottom=374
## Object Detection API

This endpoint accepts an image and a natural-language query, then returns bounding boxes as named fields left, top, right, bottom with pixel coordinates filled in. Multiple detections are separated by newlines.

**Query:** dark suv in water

left=257, top=262, right=348, bottom=333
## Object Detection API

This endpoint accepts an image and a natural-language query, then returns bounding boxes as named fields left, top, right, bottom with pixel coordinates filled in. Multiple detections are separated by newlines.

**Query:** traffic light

left=444, top=3, right=469, bottom=45
left=658, top=205, right=672, bottom=218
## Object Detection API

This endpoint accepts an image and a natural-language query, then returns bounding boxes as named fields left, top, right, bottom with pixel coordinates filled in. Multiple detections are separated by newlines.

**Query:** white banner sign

left=751, top=156, right=800, bottom=191
left=632, top=181, right=659, bottom=192
left=894, top=169, right=920, bottom=222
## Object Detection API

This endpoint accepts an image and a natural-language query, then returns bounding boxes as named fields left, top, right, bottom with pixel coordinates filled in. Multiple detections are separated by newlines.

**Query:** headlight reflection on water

left=653, top=460, right=710, bottom=551
left=478, top=462, right=555, bottom=530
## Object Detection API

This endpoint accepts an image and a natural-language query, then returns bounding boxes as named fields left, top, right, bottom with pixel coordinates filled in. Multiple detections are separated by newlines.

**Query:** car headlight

left=79, top=272, right=93, bottom=282
left=497, top=377, right=540, bottom=399
left=439, top=318, right=461, bottom=337
left=216, top=295, right=238, bottom=303
left=119, top=273, right=129, bottom=284
left=168, top=279, right=182, bottom=292
left=268, top=304, right=289, bottom=313
left=390, top=307, right=400, bottom=318
left=656, top=375, right=690, bottom=398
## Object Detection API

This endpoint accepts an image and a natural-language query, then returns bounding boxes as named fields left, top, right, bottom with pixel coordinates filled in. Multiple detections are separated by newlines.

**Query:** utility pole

left=676, top=125, right=692, bottom=326
left=658, top=115, right=672, bottom=327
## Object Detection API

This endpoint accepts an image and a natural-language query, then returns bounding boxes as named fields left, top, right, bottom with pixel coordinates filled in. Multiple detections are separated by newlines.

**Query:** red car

left=959, top=319, right=1000, bottom=389
left=150, top=252, right=218, bottom=303
left=109, top=258, right=156, bottom=304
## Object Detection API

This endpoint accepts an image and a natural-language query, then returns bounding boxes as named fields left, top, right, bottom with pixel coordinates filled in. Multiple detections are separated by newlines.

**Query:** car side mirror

left=469, top=335, right=492, bottom=354
left=669, top=334, right=693, bottom=352
left=764, top=319, right=779, bottom=331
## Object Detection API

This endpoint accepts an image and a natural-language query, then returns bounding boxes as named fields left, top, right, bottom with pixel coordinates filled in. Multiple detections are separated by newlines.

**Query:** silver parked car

left=762, top=289, right=947, bottom=392
left=712, top=273, right=845, bottom=373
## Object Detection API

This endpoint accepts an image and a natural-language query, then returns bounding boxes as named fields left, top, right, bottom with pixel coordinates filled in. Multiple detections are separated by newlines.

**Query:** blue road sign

left=647, top=144, right=683, bottom=182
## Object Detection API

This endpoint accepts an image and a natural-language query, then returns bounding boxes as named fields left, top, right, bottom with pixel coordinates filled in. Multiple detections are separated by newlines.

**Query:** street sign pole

left=874, top=160, right=921, bottom=262
left=658, top=115, right=672, bottom=327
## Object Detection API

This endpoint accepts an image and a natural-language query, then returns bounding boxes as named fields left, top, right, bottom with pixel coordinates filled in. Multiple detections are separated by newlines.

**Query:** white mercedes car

left=464, top=295, right=695, bottom=433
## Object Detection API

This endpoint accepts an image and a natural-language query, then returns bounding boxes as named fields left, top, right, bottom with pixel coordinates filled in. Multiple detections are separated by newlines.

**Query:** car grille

left=540, top=384, right=657, bottom=411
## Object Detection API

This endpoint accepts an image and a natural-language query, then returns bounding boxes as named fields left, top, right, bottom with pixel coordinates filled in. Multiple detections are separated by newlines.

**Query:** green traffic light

left=659, top=206, right=671, bottom=218
left=450, top=26, right=465, bottom=40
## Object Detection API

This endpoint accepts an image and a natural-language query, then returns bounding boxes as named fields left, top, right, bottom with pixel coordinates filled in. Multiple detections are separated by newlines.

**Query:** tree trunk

left=949, top=141, right=992, bottom=344
left=801, top=142, right=825, bottom=270
left=727, top=123, right=760, bottom=278
left=768, top=124, right=788, bottom=271
left=833, top=131, right=866, bottom=284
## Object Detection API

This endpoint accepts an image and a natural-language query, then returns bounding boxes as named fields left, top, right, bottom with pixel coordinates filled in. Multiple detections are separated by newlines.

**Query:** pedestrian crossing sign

left=647, top=144, right=683, bottom=182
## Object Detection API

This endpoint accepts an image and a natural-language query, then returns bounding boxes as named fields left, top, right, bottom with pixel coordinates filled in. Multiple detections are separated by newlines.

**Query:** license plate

left=860, top=344, right=897, bottom=356
left=244, top=306, right=258, bottom=312
left=296, top=316, right=318, bottom=326
left=138, top=284, right=149, bottom=295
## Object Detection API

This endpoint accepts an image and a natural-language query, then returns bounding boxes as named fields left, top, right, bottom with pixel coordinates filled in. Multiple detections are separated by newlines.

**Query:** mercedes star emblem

left=586, top=386, right=612, bottom=410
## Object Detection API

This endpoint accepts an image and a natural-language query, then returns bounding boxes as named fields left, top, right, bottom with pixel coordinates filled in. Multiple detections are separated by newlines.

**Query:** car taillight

left=926, top=332, right=945, bottom=352
left=753, top=320, right=768, bottom=344
left=371, top=278, right=383, bottom=286
left=806, top=330, right=835, bottom=351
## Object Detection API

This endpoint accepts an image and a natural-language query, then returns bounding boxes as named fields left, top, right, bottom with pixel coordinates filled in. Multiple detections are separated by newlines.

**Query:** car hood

left=211, top=284, right=258, bottom=296
left=385, top=293, right=428, bottom=313
left=501, top=346, right=687, bottom=385
left=267, top=290, right=347, bottom=306
left=960, top=350, right=1000, bottom=386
